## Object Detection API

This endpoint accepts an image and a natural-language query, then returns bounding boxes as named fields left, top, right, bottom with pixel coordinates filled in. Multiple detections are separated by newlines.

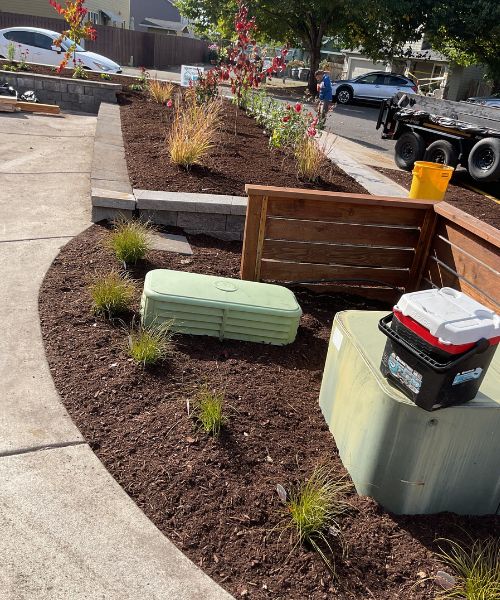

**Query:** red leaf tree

left=49, top=0, right=96, bottom=72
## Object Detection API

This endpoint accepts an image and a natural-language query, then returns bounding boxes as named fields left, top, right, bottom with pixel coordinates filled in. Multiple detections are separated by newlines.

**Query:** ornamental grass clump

left=128, top=320, right=174, bottom=367
left=278, top=466, right=352, bottom=574
left=89, top=270, right=136, bottom=317
left=295, top=136, right=327, bottom=182
left=167, top=93, right=222, bottom=168
left=192, top=385, right=227, bottom=436
left=108, top=219, right=151, bottom=266
left=148, top=77, right=174, bottom=104
left=435, top=535, right=499, bottom=600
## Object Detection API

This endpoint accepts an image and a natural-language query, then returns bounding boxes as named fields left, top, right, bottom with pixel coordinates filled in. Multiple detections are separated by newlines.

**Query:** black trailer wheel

left=394, top=131, right=426, bottom=170
left=424, top=140, right=459, bottom=168
left=468, top=138, right=500, bottom=182
left=336, top=86, right=353, bottom=105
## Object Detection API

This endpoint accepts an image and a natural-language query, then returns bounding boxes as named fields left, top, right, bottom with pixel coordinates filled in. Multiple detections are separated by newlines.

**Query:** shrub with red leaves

left=49, top=0, right=96, bottom=73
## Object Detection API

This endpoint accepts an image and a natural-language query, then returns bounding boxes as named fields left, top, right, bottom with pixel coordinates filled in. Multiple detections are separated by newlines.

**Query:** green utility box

left=141, top=270, right=302, bottom=345
left=319, top=310, right=500, bottom=515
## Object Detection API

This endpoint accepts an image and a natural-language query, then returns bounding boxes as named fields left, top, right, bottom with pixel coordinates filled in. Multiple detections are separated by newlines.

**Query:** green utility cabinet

left=141, top=270, right=302, bottom=345
left=319, top=310, right=500, bottom=515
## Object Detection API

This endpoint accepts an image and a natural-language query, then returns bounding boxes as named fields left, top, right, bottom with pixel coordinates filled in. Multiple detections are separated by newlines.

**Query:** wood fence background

left=0, top=11, right=208, bottom=67
left=241, top=185, right=500, bottom=310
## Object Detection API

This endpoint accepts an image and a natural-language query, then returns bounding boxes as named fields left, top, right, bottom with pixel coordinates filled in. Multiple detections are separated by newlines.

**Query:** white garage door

left=349, top=58, right=386, bottom=78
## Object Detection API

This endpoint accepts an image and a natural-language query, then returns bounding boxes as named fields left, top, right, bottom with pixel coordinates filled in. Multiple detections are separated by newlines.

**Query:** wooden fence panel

left=420, top=203, right=500, bottom=311
left=241, top=185, right=437, bottom=303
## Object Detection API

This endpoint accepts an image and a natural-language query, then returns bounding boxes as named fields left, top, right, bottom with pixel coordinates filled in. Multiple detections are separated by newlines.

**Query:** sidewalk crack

left=0, top=440, right=87, bottom=459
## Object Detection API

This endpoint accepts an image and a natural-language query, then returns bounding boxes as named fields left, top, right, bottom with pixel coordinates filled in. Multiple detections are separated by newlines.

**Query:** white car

left=0, top=27, right=121, bottom=73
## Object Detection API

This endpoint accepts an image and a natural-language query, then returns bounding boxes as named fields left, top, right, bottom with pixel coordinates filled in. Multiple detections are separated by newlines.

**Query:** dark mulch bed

left=118, top=91, right=366, bottom=197
left=39, top=223, right=499, bottom=599
left=0, top=60, right=136, bottom=85
left=374, top=166, right=499, bottom=229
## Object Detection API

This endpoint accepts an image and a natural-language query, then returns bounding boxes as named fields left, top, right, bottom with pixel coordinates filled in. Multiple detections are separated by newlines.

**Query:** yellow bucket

left=408, top=161, right=454, bottom=201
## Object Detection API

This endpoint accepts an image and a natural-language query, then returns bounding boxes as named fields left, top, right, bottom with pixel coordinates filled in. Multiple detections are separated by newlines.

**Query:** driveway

left=0, top=110, right=231, bottom=600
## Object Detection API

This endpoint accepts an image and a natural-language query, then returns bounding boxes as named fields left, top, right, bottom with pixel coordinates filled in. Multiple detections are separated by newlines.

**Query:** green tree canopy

left=175, top=0, right=429, bottom=93
left=176, top=0, right=500, bottom=93
left=425, top=0, right=500, bottom=90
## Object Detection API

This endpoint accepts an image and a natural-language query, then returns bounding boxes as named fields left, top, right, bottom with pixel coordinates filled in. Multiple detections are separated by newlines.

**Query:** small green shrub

left=128, top=321, right=174, bottom=366
left=435, top=535, right=499, bottom=599
left=192, top=385, right=227, bottom=436
left=72, top=62, right=88, bottom=79
left=7, top=41, right=15, bottom=63
left=100, top=72, right=111, bottom=80
left=108, top=219, right=151, bottom=265
left=279, top=467, right=351, bottom=574
left=89, top=271, right=136, bottom=316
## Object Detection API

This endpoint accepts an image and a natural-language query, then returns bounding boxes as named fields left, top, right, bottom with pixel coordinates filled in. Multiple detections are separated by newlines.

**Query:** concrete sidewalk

left=0, top=111, right=232, bottom=599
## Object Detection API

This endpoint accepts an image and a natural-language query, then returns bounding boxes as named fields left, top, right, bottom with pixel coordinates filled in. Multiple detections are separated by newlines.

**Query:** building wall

left=0, top=0, right=130, bottom=27
left=445, top=64, right=491, bottom=101
left=129, top=0, right=182, bottom=32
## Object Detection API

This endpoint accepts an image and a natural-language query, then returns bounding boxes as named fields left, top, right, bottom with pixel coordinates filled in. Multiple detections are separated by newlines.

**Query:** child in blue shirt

left=316, top=70, right=333, bottom=123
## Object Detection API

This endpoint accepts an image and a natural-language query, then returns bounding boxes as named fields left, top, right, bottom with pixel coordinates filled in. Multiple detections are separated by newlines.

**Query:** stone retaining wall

left=91, top=102, right=247, bottom=240
left=0, top=69, right=121, bottom=114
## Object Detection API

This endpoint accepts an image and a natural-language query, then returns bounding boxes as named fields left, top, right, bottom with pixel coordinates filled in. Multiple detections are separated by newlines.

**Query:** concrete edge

left=91, top=102, right=134, bottom=222
left=320, top=131, right=408, bottom=197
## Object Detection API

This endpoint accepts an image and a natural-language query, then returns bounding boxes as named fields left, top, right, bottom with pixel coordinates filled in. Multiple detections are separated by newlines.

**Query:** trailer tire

left=424, top=140, right=459, bottom=168
left=394, top=131, right=426, bottom=170
left=468, top=138, right=500, bottom=182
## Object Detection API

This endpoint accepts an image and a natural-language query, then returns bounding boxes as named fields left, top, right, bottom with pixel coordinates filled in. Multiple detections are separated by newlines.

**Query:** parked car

left=332, top=71, right=418, bottom=105
left=0, top=27, right=121, bottom=73
left=466, top=94, right=500, bottom=108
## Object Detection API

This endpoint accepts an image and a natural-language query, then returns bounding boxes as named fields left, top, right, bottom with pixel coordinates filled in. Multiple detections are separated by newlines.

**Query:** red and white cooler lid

left=394, top=288, right=500, bottom=346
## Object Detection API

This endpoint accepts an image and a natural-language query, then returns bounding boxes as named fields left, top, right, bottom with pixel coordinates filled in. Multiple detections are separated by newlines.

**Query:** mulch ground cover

left=374, top=166, right=499, bottom=229
left=39, top=223, right=499, bottom=600
left=0, top=60, right=135, bottom=85
left=118, top=90, right=366, bottom=197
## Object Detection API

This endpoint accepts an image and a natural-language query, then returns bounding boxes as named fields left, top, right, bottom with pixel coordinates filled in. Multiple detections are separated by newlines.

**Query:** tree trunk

left=308, top=46, right=321, bottom=96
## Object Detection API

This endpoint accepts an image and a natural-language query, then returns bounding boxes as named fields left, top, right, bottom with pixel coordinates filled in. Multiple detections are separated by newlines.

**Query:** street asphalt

left=325, top=103, right=397, bottom=156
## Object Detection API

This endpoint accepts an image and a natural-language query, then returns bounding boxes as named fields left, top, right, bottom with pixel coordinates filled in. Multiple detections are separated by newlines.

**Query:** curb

left=321, top=131, right=408, bottom=197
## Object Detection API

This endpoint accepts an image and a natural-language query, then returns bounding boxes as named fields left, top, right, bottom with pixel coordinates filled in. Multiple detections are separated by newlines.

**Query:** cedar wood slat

left=262, top=240, right=414, bottom=269
left=260, top=260, right=410, bottom=287
left=265, top=218, right=420, bottom=248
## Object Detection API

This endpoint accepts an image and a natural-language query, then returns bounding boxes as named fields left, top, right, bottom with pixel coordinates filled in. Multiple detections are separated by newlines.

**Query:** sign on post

left=180, top=65, right=203, bottom=87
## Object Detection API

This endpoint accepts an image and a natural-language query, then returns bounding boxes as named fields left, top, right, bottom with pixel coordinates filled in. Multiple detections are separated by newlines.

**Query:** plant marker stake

left=435, top=571, right=456, bottom=590
left=276, top=484, right=287, bottom=503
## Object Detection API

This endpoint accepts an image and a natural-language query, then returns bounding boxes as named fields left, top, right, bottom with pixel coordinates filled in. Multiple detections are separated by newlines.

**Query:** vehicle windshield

left=60, top=38, right=86, bottom=52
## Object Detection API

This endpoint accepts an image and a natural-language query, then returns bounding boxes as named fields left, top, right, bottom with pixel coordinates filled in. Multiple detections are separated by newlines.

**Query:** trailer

left=377, top=93, right=500, bottom=183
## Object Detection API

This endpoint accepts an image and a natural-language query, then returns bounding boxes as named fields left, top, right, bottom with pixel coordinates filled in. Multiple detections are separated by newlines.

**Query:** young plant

left=49, top=0, right=97, bottom=73
left=72, top=60, right=88, bottom=79
left=278, top=467, right=351, bottom=574
left=295, top=136, right=327, bottom=182
left=7, top=41, right=15, bottom=63
left=167, top=94, right=222, bottom=168
left=129, top=66, right=150, bottom=92
left=435, top=535, right=500, bottom=599
left=191, top=68, right=219, bottom=104
left=100, top=72, right=111, bottom=80
left=128, top=320, right=174, bottom=367
left=17, top=45, right=30, bottom=71
left=108, top=219, right=151, bottom=266
left=148, top=77, right=174, bottom=104
left=192, top=385, right=227, bottom=436
left=89, top=270, right=136, bottom=317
